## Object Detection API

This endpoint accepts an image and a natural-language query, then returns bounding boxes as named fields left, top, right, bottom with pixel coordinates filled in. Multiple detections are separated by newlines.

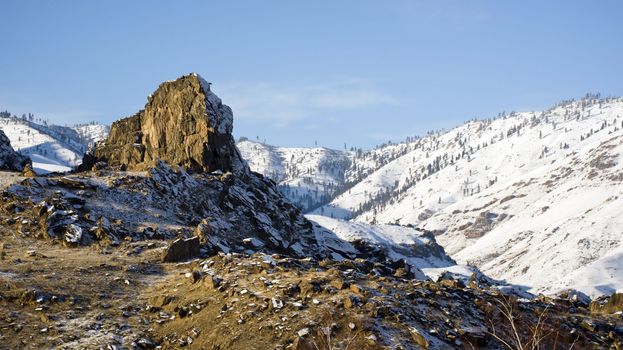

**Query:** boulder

left=344, top=294, right=361, bottom=309
left=91, top=217, right=119, bottom=245
left=291, top=336, right=315, bottom=350
left=203, top=275, right=222, bottom=290
left=458, top=326, right=489, bottom=346
left=149, top=295, right=173, bottom=308
left=79, top=73, right=247, bottom=174
left=21, top=163, right=37, bottom=177
left=409, top=328, right=430, bottom=349
left=162, top=236, right=201, bottom=262
left=590, top=293, right=623, bottom=314
left=330, top=279, right=349, bottom=290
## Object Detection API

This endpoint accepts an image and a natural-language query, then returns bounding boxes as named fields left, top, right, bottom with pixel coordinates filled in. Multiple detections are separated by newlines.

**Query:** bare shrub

left=479, top=295, right=580, bottom=350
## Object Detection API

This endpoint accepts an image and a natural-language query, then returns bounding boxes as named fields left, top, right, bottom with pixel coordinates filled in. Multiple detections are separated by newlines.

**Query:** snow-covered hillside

left=236, top=96, right=623, bottom=297
left=236, top=138, right=423, bottom=212
left=0, top=114, right=108, bottom=173
left=237, top=138, right=351, bottom=211
left=310, top=95, right=623, bottom=297
left=74, top=124, right=110, bottom=149
left=432, top=131, right=623, bottom=297
left=0, top=129, right=29, bottom=171
left=308, top=214, right=455, bottom=274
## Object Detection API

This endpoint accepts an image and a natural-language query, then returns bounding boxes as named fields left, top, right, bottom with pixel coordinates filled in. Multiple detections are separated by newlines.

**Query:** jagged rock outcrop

left=80, top=73, right=246, bottom=174
left=0, top=129, right=30, bottom=171
left=1, top=73, right=456, bottom=275
left=2, top=160, right=322, bottom=255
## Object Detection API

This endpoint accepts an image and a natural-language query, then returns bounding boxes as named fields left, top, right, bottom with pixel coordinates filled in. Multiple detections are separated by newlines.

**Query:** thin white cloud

left=306, top=80, right=397, bottom=109
left=215, top=80, right=397, bottom=127
left=0, top=101, right=104, bottom=125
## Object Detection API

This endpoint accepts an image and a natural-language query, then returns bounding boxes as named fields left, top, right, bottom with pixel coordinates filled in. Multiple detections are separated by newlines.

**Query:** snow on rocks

left=1, top=160, right=321, bottom=257
left=307, top=214, right=455, bottom=277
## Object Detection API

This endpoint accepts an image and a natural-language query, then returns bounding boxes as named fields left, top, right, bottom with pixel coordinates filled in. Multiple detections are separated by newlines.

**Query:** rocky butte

left=80, top=73, right=246, bottom=174
left=4, top=73, right=451, bottom=269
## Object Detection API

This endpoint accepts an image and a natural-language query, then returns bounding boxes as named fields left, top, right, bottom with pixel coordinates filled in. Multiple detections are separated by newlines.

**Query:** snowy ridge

left=240, top=95, right=623, bottom=296
left=0, top=115, right=108, bottom=173
left=434, top=132, right=623, bottom=297
left=237, top=139, right=351, bottom=211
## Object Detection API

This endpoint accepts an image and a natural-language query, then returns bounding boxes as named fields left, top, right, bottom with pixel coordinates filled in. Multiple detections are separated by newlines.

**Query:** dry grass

left=476, top=295, right=580, bottom=350
left=305, top=309, right=374, bottom=350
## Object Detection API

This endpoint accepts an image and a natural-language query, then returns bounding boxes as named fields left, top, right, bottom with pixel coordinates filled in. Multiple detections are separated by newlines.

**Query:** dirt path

left=0, top=230, right=170, bottom=349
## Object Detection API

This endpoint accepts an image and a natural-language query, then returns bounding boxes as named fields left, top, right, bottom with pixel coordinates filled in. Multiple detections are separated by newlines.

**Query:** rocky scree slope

left=0, top=129, right=30, bottom=171
left=137, top=252, right=622, bottom=350
left=1, top=236, right=620, bottom=350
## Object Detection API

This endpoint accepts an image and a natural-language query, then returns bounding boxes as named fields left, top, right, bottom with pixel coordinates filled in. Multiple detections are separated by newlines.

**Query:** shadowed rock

left=162, top=236, right=201, bottom=263
left=0, top=129, right=30, bottom=171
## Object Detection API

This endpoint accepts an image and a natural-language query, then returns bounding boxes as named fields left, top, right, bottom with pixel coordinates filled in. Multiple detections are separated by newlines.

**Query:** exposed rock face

left=0, top=129, right=30, bottom=171
left=80, top=73, right=247, bottom=174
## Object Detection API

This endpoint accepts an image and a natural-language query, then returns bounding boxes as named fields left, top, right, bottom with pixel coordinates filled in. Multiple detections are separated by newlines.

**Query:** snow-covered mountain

left=0, top=113, right=109, bottom=173
left=236, top=138, right=416, bottom=212
left=237, top=138, right=351, bottom=211
left=241, top=95, right=623, bottom=297
left=323, top=95, right=623, bottom=296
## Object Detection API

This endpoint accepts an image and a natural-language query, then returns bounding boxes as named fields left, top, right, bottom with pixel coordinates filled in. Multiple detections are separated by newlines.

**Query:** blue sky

left=1, top=1, right=622, bottom=149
